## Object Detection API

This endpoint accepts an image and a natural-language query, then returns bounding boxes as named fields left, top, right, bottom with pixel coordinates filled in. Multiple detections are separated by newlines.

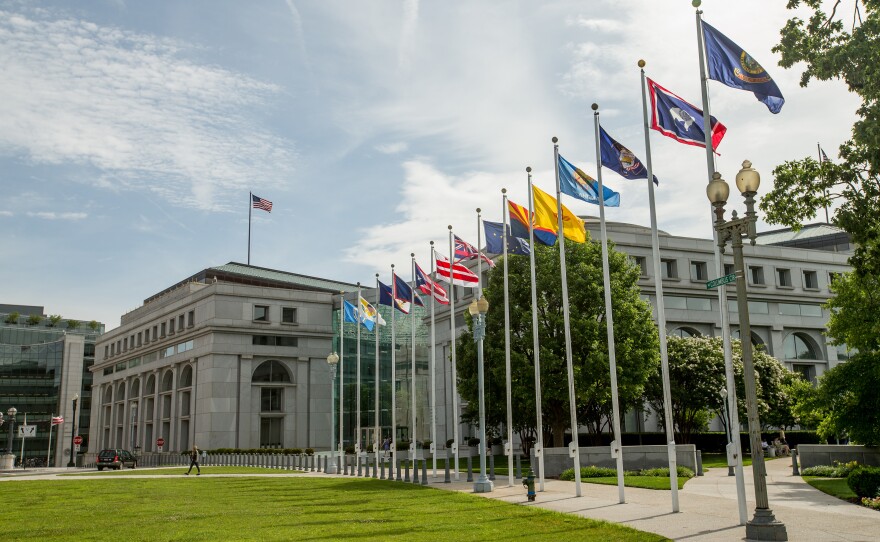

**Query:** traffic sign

left=156, top=437, right=165, bottom=447
left=706, top=273, right=737, bottom=289
left=18, top=425, right=36, bottom=438
left=73, top=435, right=83, bottom=445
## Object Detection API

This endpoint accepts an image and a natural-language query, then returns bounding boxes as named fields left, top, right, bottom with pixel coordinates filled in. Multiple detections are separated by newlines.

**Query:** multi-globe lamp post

left=469, top=295, right=493, bottom=493
left=326, top=352, right=340, bottom=474
left=706, top=160, right=787, bottom=541
left=4, top=407, right=16, bottom=468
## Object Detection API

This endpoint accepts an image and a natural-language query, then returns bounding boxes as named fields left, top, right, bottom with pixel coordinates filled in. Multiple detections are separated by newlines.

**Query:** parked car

left=96, top=449, right=137, bottom=471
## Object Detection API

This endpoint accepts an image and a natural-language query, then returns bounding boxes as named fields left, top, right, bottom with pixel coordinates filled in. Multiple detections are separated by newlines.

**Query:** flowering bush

left=862, top=496, right=880, bottom=510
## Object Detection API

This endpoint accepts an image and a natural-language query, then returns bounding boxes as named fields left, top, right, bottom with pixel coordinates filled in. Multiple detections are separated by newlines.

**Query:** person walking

left=186, top=445, right=201, bottom=475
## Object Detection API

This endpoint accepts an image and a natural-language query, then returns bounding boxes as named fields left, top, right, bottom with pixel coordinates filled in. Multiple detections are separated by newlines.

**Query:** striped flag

left=415, top=261, right=449, bottom=304
left=454, top=235, right=495, bottom=268
left=51, top=416, right=64, bottom=425
left=252, top=194, right=273, bottom=212
left=435, top=254, right=480, bottom=288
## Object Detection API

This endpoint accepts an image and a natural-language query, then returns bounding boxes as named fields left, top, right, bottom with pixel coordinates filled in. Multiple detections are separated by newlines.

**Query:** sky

left=0, top=0, right=861, bottom=330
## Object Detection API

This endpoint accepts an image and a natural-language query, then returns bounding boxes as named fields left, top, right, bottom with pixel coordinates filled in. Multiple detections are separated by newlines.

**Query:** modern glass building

left=0, top=305, right=103, bottom=466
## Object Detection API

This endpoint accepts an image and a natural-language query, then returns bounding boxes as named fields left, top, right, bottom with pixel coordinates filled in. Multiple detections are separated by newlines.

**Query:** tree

left=455, top=238, right=660, bottom=447
left=764, top=1, right=880, bottom=276
left=48, top=314, right=63, bottom=327
left=810, top=352, right=880, bottom=445
left=824, top=271, right=880, bottom=353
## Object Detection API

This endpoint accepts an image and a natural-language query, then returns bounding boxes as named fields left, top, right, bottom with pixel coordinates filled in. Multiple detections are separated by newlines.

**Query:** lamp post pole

left=67, top=394, right=79, bottom=468
left=720, top=388, right=734, bottom=477
left=470, top=296, right=493, bottom=493
left=4, top=407, right=16, bottom=468
left=707, top=161, right=787, bottom=541
left=327, top=352, right=340, bottom=474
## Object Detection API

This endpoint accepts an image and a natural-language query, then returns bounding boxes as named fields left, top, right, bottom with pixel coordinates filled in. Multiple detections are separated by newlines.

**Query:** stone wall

left=796, top=444, right=880, bottom=468
left=532, top=444, right=698, bottom=477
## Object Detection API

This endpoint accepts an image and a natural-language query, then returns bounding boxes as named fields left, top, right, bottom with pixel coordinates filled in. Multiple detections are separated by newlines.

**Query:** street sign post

left=73, top=435, right=83, bottom=445
left=706, top=273, right=737, bottom=289
left=157, top=437, right=165, bottom=452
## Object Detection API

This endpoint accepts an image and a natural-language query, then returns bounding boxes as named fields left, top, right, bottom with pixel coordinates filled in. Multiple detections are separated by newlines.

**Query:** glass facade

left=331, top=302, right=431, bottom=449
left=1, top=312, right=102, bottom=463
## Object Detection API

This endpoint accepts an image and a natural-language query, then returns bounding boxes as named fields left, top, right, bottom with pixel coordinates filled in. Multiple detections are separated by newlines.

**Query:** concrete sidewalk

left=434, top=458, right=878, bottom=541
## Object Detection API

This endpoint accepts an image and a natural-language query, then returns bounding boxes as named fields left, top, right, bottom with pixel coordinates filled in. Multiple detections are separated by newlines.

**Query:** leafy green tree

left=811, top=352, right=880, bottom=445
left=48, top=314, right=63, bottom=327
left=456, top=238, right=660, bottom=447
left=764, top=1, right=880, bottom=276
left=824, top=271, right=880, bottom=353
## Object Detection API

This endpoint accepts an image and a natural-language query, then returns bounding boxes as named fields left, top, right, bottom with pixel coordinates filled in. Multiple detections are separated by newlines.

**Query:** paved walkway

left=2, top=458, right=877, bottom=541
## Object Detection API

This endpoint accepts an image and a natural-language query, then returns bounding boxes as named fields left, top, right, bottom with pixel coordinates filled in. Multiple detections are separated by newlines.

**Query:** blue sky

left=0, top=0, right=860, bottom=329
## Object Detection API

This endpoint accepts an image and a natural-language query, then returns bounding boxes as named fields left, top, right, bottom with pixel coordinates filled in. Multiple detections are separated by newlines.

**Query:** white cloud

left=398, top=0, right=419, bottom=71
left=0, top=211, right=13, bottom=217
left=0, top=8, right=296, bottom=212
left=26, top=211, right=88, bottom=220
left=375, top=142, right=409, bottom=154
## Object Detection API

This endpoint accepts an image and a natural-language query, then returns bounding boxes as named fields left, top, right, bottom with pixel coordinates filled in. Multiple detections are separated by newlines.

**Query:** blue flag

left=483, top=220, right=531, bottom=256
left=648, top=78, right=727, bottom=149
left=343, top=300, right=358, bottom=325
left=558, top=154, right=620, bottom=207
left=394, top=274, right=424, bottom=307
left=599, top=127, right=659, bottom=185
left=702, top=21, right=784, bottom=114
left=378, top=280, right=410, bottom=314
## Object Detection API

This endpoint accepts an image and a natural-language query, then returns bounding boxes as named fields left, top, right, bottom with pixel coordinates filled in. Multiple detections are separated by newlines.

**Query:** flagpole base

left=745, top=508, right=787, bottom=541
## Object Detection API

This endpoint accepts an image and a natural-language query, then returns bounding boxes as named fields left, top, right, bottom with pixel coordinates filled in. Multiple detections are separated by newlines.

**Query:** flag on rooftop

left=702, top=20, right=784, bottom=114
left=251, top=194, right=273, bottom=212
left=558, top=154, right=620, bottom=207
left=483, top=220, right=531, bottom=256
left=647, top=78, right=727, bottom=149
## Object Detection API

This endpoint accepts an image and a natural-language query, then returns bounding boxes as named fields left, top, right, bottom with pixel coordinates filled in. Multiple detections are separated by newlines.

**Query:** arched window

left=146, top=375, right=156, bottom=395
left=784, top=333, right=819, bottom=360
left=116, top=382, right=126, bottom=401
left=103, top=386, right=113, bottom=405
left=732, top=330, right=764, bottom=347
left=253, top=360, right=291, bottom=383
left=670, top=327, right=700, bottom=338
left=179, top=365, right=193, bottom=388
left=130, top=379, right=141, bottom=398
left=161, top=370, right=174, bottom=392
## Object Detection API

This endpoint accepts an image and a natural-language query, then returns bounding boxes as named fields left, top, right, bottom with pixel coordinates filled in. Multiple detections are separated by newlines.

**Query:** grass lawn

left=803, top=476, right=858, bottom=501
left=580, top=476, right=688, bottom=490
left=1, top=477, right=667, bottom=541
left=61, top=466, right=300, bottom=476
left=700, top=453, right=753, bottom=469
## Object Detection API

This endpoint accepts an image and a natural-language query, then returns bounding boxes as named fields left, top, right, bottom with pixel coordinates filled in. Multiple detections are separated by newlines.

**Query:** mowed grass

left=581, top=476, right=688, bottom=490
left=803, top=476, right=858, bottom=501
left=61, top=466, right=300, bottom=476
left=700, top=453, right=753, bottom=469
left=2, top=477, right=668, bottom=541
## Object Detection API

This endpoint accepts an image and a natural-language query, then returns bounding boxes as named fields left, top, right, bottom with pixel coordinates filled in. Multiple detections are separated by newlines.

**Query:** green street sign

left=706, top=273, right=737, bottom=289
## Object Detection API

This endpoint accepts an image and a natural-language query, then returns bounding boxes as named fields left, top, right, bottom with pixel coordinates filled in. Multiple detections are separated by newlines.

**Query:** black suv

left=96, top=449, right=137, bottom=470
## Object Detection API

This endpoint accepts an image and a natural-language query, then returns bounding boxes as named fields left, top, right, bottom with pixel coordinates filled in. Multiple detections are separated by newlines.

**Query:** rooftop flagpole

left=695, top=2, right=747, bottom=524
left=247, top=192, right=252, bottom=265
left=552, top=136, right=582, bottom=498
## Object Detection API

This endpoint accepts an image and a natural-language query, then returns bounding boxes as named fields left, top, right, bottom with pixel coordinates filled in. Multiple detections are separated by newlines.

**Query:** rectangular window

left=661, top=259, right=678, bottom=279
left=260, top=417, right=283, bottom=448
left=282, top=307, right=297, bottom=324
left=777, top=268, right=792, bottom=287
left=261, top=388, right=283, bottom=412
left=187, top=310, right=195, bottom=327
left=779, top=303, right=801, bottom=316
left=731, top=301, right=769, bottom=314
left=631, top=256, right=648, bottom=276
left=254, top=305, right=269, bottom=322
left=168, top=318, right=175, bottom=334
left=159, top=346, right=175, bottom=359
left=252, top=335, right=275, bottom=346
left=662, top=296, right=687, bottom=310
left=276, top=336, right=298, bottom=347
left=104, top=345, right=109, bottom=358
left=724, top=263, right=735, bottom=277
left=792, top=364, right=817, bottom=384
left=123, top=338, right=128, bottom=352
left=117, top=340, right=122, bottom=354
left=178, top=315, right=185, bottom=331
left=160, top=323, right=166, bottom=337
left=829, top=272, right=841, bottom=286
left=144, top=329, right=150, bottom=343
left=129, top=357, right=141, bottom=369
left=143, top=351, right=159, bottom=363
left=801, top=304, right=822, bottom=317
left=177, top=340, right=194, bottom=353
left=137, top=332, right=142, bottom=347
left=152, top=325, right=158, bottom=341
left=686, top=297, right=712, bottom=311
left=749, top=266, right=765, bottom=285
left=103, top=367, right=114, bottom=376
left=803, top=270, right=818, bottom=289
left=115, top=361, right=127, bottom=372
left=690, top=261, right=708, bottom=281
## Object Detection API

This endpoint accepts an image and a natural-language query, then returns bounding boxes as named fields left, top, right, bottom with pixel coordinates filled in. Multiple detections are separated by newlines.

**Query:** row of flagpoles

left=332, top=4, right=784, bottom=518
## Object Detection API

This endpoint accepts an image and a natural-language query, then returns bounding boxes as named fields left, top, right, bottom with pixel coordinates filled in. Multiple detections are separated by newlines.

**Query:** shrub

left=4, top=312, right=20, bottom=324
left=291, top=448, right=303, bottom=455
left=422, top=440, right=432, bottom=450
left=396, top=440, right=410, bottom=451
left=446, top=439, right=455, bottom=448
left=802, top=460, right=861, bottom=478
left=66, top=319, right=81, bottom=330
left=640, top=466, right=695, bottom=479
left=344, top=445, right=355, bottom=455
left=847, top=467, right=880, bottom=498
left=862, top=496, right=880, bottom=510
left=467, top=437, right=480, bottom=447
left=27, top=314, right=43, bottom=326
left=489, top=436, right=503, bottom=446
left=559, top=465, right=695, bottom=481
left=305, top=448, right=314, bottom=456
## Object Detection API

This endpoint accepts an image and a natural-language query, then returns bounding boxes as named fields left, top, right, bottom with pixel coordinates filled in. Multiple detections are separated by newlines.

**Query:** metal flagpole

left=21, top=412, right=27, bottom=466
left=552, top=137, right=582, bottom=497
left=526, top=167, right=546, bottom=491
left=475, top=208, right=486, bottom=481
left=46, top=414, right=54, bottom=467
left=448, top=226, right=460, bottom=479
left=501, top=189, right=514, bottom=487
left=391, top=265, right=398, bottom=473
left=339, top=293, right=345, bottom=471
left=356, top=283, right=362, bottom=473
left=818, top=143, right=830, bottom=223
left=589, top=105, right=626, bottom=504
left=430, top=242, right=438, bottom=476
left=636, top=69, right=681, bottom=511
left=695, top=5, right=747, bottom=524
left=247, top=192, right=252, bottom=265
left=410, top=254, right=418, bottom=465
left=375, top=274, right=382, bottom=473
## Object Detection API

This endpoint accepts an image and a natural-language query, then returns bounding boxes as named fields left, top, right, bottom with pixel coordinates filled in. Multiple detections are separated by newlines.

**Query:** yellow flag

left=532, top=186, right=586, bottom=243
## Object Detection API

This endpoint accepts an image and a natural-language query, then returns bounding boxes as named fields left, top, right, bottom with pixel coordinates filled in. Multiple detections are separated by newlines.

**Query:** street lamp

left=5, top=407, right=16, bottom=468
left=67, top=394, right=79, bottom=468
left=719, top=387, right=734, bottom=477
left=469, top=296, right=493, bottom=493
left=707, top=161, right=787, bottom=541
left=326, top=352, right=340, bottom=474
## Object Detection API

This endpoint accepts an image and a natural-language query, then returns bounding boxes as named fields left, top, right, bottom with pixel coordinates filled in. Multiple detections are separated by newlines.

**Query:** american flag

left=454, top=235, right=495, bottom=268
left=51, top=416, right=64, bottom=425
left=252, top=194, right=273, bottom=212
left=435, top=254, right=480, bottom=288
left=819, top=147, right=830, bottom=163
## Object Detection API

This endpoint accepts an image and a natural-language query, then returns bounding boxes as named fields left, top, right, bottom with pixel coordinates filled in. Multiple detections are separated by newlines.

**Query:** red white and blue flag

left=251, top=194, right=273, bottom=212
left=454, top=235, right=495, bottom=268
left=435, top=254, right=480, bottom=288
left=51, top=416, right=64, bottom=425
left=648, top=78, right=726, bottom=150
left=414, top=261, right=449, bottom=305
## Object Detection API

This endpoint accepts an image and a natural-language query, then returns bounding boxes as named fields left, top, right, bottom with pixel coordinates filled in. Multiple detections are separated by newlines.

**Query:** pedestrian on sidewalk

left=186, top=445, right=201, bottom=475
